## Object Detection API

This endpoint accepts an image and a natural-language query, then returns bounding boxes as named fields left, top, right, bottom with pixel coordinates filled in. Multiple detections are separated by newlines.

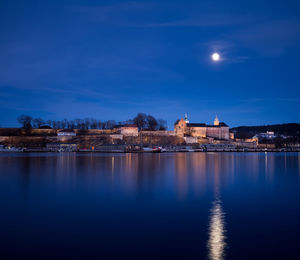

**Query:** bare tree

left=69, top=120, right=75, bottom=129
left=147, top=115, right=158, bottom=131
left=133, top=113, right=147, bottom=130
left=124, top=119, right=134, bottom=125
left=106, top=120, right=116, bottom=129
left=32, top=118, right=44, bottom=128
left=84, top=118, right=91, bottom=129
left=52, top=120, right=62, bottom=129
left=74, top=119, right=81, bottom=129
left=158, top=119, right=167, bottom=130
left=46, top=120, right=52, bottom=128
left=62, top=118, right=69, bottom=129
left=90, top=118, right=98, bottom=129
left=52, top=121, right=58, bottom=129
left=98, top=120, right=103, bottom=129
left=17, top=115, right=32, bottom=129
left=61, top=120, right=66, bottom=129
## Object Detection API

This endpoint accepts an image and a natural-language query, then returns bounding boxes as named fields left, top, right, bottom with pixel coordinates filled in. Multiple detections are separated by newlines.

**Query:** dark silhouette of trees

left=133, top=113, right=147, bottom=130
left=231, top=123, right=300, bottom=138
left=158, top=119, right=167, bottom=130
left=74, top=119, right=81, bottom=129
left=84, top=118, right=91, bottom=129
left=97, top=120, right=103, bottom=129
left=123, top=119, right=134, bottom=125
left=133, top=113, right=167, bottom=131
left=17, top=115, right=33, bottom=129
left=46, top=120, right=52, bottom=128
left=104, top=120, right=116, bottom=129
left=32, top=118, right=44, bottom=128
left=69, top=120, right=75, bottom=129
left=90, top=118, right=98, bottom=129
left=16, top=114, right=168, bottom=131
left=147, top=115, right=158, bottom=130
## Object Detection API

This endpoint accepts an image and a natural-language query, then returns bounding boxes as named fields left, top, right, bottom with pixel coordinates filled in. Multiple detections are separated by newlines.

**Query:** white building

left=57, top=129, right=76, bottom=136
left=257, top=131, right=276, bottom=139
left=114, top=125, right=138, bottom=137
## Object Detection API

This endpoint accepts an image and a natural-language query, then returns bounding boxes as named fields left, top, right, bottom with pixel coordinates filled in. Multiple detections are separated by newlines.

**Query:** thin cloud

left=240, top=97, right=300, bottom=103
left=201, top=40, right=250, bottom=64
left=0, top=85, right=143, bottom=107
left=70, top=2, right=154, bottom=25
left=150, top=14, right=255, bottom=28
left=229, top=18, right=300, bottom=56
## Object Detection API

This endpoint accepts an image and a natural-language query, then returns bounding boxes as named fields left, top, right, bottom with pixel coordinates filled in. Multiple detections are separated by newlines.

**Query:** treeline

left=17, top=113, right=168, bottom=131
left=231, top=123, right=300, bottom=139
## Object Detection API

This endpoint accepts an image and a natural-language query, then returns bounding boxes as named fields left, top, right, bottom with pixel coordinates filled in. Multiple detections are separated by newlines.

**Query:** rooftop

left=57, top=129, right=75, bottom=132
left=186, top=122, right=228, bottom=127
left=186, top=123, right=206, bottom=127
left=114, top=124, right=138, bottom=128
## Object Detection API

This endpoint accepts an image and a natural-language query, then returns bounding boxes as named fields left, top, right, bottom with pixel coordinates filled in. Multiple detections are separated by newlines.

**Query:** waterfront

left=0, top=152, right=300, bottom=259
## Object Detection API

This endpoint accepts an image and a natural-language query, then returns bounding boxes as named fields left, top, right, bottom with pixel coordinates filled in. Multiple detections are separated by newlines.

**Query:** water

left=0, top=152, right=300, bottom=260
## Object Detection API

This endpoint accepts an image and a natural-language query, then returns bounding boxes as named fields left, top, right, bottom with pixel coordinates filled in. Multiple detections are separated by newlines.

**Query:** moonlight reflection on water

left=0, top=152, right=300, bottom=259
left=208, top=198, right=226, bottom=260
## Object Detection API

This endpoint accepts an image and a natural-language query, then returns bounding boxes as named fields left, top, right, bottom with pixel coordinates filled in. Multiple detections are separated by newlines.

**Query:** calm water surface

left=0, top=152, right=300, bottom=259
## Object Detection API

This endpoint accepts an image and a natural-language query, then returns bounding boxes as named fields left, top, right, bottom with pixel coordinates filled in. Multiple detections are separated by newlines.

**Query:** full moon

left=212, top=52, right=220, bottom=61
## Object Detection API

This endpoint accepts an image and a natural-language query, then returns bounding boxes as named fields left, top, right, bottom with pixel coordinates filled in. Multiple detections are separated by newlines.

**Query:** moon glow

left=212, top=53, right=220, bottom=61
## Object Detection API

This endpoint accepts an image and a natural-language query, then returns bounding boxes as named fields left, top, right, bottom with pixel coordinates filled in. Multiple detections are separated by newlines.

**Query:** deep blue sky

left=1, top=0, right=300, bottom=128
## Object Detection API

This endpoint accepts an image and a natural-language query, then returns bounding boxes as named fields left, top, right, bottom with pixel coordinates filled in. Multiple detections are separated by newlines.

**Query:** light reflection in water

left=208, top=197, right=226, bottom=260
left=1, top=152, right=300, bottom=259
left=207, top=153, right=226, bottom=260
left=111, top=156, right=115, bottom=182
left=298, top=153, right=300, bottom=176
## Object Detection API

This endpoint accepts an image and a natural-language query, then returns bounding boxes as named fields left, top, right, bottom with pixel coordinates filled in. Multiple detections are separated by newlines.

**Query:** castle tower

left=184, top=113, right=189, bottom=123
left=214, top=115, right=219, bottom=126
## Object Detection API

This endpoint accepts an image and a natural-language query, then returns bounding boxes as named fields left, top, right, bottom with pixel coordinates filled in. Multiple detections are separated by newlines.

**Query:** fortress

left=174, top=114, right=229, bottom=140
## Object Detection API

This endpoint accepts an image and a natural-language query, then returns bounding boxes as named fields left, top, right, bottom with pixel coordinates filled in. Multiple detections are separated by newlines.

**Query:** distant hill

left=231, top=123, right=300, bottom=139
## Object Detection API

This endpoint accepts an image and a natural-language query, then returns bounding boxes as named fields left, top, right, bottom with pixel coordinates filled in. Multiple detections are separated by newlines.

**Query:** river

left=0, top=152, right=299, bottom=259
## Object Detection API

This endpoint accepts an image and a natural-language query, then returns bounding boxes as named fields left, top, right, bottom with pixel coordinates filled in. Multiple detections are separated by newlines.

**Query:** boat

left=142, top=147, right=153, bottom=152
left=0, top=146, right=24, bottom=152
left=142, top=147, right=162, bottom=153
left=152, top=147, right=162, bottom=153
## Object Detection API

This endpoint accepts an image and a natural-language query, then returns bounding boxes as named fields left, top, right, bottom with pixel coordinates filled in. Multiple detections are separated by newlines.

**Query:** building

left=57, top=129, right=76, bottom=136
left=202, top=143, right=236, bottom=151
left=174, top=114, right=229, bottom=140
left=110, top=134, right=123, bottom=141
left=234, top=139, right=257, bottom=148
left=113, top=124, right=138, bottom=136
left=257, top=131, right=276, bottom=139
left=46, top=143, right=78, bottom=152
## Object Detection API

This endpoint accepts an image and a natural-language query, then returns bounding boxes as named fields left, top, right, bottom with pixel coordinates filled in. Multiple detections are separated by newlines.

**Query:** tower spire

left=214, top=115, right=219, bottom=126
left=184, top=113, right=189, bottom=123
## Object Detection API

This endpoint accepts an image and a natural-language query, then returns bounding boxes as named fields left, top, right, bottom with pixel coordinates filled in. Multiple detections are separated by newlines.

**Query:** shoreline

left=1, top=149, right=300, bottom=153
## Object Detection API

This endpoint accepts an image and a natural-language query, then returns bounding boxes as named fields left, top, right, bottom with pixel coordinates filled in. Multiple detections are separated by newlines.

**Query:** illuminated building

left=174, top=115, right=229, bottom=140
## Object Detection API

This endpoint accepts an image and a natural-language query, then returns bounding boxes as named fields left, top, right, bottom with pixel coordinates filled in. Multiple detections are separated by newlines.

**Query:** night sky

left=1, top=0, right=300, bottom=128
